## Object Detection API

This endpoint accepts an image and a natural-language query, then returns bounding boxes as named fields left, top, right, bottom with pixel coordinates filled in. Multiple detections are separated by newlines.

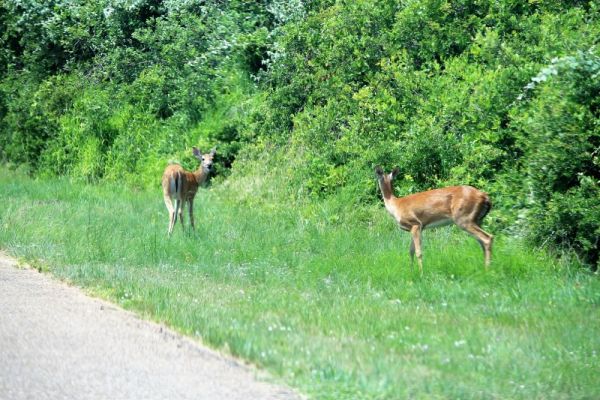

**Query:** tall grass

left=1, top=169, right=598, bottom=399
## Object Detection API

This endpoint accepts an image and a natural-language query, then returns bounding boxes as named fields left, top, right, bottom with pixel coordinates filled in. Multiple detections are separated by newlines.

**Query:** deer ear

left=210, top=147, right=216, bottom=155
left=374, top=165, right=384, bottom=176
left=192, top=147, right=202, bottom=159
left=391, top=167, right=400, bottom=179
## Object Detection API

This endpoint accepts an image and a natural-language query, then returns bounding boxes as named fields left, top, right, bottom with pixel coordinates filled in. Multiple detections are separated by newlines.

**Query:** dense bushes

left=0, top=0, right=269, bottom=182
left=1, top=0, right=598, bottom=267
left=512, top=51, right=600, bottom=266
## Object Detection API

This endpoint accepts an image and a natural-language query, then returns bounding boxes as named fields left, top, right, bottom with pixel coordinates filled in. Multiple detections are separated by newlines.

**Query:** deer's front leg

left=410, top=225, right=423, bottom=275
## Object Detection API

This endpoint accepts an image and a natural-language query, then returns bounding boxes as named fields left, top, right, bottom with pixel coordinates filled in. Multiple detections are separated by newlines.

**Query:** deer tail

left=172, top=171, right=183, bottom=211
left=478, top=195, right=492, bottom=225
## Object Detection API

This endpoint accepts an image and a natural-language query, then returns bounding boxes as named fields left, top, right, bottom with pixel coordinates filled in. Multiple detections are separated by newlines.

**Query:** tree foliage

left=1, top=0, right=598, bottom=266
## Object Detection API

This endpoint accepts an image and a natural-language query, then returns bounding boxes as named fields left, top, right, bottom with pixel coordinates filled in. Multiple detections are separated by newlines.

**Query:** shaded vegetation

left=1, top=2, right=599, bottom=397
left=0, top=2, right=598, bottom=259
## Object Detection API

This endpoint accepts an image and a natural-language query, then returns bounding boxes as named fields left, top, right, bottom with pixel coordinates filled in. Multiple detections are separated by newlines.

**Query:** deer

left=162, top=147, right=216, bottom=236
left=374, top=166, right=493, bottom=274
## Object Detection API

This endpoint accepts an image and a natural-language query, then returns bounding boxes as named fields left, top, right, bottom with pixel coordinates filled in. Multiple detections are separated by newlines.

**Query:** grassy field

left=1, top=169, right=598, bottom=399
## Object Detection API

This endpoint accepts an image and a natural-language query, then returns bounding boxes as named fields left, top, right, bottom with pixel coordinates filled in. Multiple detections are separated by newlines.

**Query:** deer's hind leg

left=177, top=200, right=185, bottom=233
left=458, top=222, right=493, bottom=268
left=454, top=200, right=493, bottom=268
left=164, top=194, right=177, bottom=236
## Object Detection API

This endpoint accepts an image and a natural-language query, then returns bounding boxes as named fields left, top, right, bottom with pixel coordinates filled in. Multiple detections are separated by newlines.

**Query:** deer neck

left=193, top=166, right=209, bottom=185
left=378, top=179, right=404, bottom=223
left=378, top=179, right=396, bottom=203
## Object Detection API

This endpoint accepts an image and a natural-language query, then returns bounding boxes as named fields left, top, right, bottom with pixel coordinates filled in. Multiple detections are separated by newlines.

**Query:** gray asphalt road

left=0, top=253, right=301, bottom=400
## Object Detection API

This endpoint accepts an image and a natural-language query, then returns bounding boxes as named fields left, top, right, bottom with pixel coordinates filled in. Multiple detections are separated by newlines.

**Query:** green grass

left=1, top=169, right=598, bottom=399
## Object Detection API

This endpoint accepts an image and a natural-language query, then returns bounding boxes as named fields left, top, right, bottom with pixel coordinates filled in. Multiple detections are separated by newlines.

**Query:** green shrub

left=0, top=75, right=70, bottom=171
left=512, top=50, right=600, bottom=268
left=39, top=84, right=120, bottom=181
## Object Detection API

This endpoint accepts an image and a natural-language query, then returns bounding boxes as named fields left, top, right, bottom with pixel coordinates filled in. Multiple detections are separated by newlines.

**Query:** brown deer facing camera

left=375, top=166, right=493, bottom=273
left=162, top=147, right=215, bottom=235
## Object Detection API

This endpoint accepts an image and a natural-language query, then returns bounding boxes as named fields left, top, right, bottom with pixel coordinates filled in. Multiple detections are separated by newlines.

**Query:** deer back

left=162, top=164, right=201, bottom=201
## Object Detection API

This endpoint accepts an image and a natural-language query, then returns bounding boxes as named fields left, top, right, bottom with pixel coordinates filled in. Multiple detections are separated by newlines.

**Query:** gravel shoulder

left=0, top=252, right=301, bottom=400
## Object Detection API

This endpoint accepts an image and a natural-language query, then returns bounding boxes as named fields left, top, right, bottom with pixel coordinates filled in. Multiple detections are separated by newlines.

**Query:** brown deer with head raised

left=162, top=147, right=216, bottom=235
left=375, top=166, right=493, bottom=273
